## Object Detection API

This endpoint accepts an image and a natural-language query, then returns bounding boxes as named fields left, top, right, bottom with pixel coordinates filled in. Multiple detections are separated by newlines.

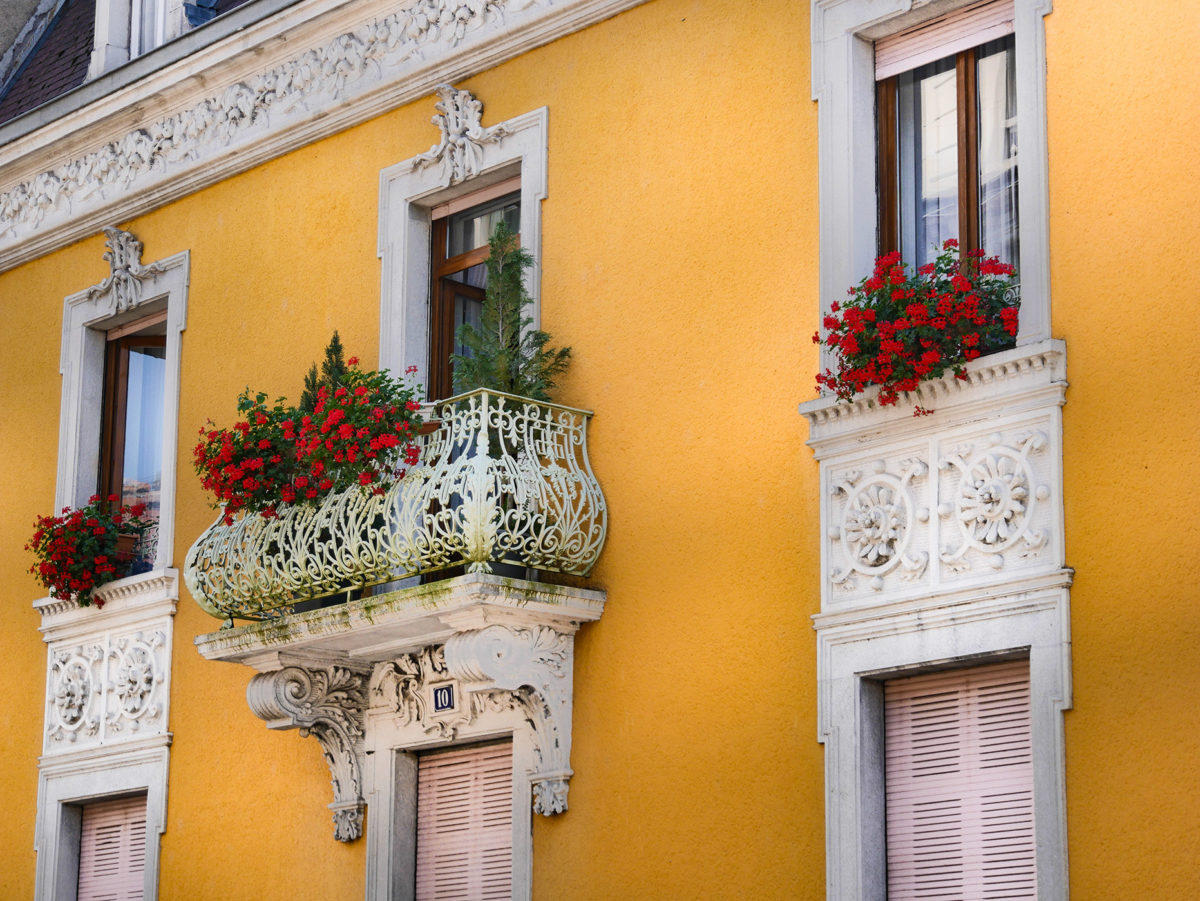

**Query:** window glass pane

left=447, top=194, right=520, bottom=257
left=977, top=35, right=1019, bottom=267
left=453, top=290, right=484, bottom=360
left=897, top=55, right=958, bottom=267
left=447, top=262, right=487, bottom=290
left=122, top=344, right=165, bottom=538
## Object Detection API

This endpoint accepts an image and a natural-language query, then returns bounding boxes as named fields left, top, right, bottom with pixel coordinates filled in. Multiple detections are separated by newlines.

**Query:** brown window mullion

left=956, top=48, right=980, bottom=254
left=99, top=340, right=128, bottom=503
left=100, top=333, right=167, bottom=507
left=877, top=78, right=900, bottom=255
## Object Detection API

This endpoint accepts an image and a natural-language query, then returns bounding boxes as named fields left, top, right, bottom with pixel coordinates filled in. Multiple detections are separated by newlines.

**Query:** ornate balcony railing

left=184, top=389, right=606, bottom=623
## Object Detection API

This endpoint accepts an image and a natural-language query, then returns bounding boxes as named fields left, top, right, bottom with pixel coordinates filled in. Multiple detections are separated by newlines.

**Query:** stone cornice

left=798, top=339, right=1067, bottom=458
left=0, top=0, right=648, bottom=273
left=35, top=568, right=180, bottom=642
left=193, top=572, right=606, bottom=669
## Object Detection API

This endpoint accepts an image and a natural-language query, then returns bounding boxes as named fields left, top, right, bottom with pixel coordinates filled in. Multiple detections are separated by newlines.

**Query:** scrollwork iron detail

left=246, top=666, right=369, bottom=841
left=184, top=390, right=607, bottom=621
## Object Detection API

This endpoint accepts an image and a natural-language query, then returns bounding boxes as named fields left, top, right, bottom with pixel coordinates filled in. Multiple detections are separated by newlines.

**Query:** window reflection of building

left=101, top=313, right=167, bottom=558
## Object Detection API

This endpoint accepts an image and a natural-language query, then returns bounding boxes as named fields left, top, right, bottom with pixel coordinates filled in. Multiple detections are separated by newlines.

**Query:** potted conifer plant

left=451, top=222, right=570, bottom=399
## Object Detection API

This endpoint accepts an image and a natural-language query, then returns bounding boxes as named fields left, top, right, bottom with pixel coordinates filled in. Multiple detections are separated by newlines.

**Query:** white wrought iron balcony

left=184, top=389, right=607, bottom=624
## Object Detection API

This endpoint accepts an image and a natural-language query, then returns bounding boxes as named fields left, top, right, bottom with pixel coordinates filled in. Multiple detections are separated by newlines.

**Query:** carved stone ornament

left=830, top=458, right=929, bottom=592
left=246, top=666, right=369, bottom=841
left=411, top=84, right=510, bottom=186
left=86, top=228, right=166, bottom=314
left=376, top=624, right=575, bottom=815
left=0, top=1, right=543, bottom=240
left=939, top=431, right=1051, bottom=571
left=44, top=623, right=171, bottom=751
left=106, top=631, right=166, bottom=732
left=48, top=646, right=103, bottom=742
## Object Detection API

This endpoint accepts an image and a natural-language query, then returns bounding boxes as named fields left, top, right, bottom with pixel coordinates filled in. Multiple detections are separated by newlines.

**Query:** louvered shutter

left=77, top=794, right=148, bottom=901
left=884, top=660, right=1036, bottom=899
left=416, top=741, right=513, bottom=900
left=875, top=0, right=1015, bottom=80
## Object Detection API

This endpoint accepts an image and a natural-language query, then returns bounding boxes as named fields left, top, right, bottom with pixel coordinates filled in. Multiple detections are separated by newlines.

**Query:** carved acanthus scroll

left=410, top=84, right=509, bottom=186
left=246, top=665, right=369, bottom=841
left=85, top=228, right=166, bottom=314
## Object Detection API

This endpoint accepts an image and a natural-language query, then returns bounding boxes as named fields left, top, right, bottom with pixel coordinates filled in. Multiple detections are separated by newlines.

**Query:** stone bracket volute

left=246, top=664, right=370, bottom=842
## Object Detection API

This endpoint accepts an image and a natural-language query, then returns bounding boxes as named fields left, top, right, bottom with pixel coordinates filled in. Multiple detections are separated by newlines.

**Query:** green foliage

left=299, top=331, right=349, bottom=413
left=451, top=223, right=571, bottom=401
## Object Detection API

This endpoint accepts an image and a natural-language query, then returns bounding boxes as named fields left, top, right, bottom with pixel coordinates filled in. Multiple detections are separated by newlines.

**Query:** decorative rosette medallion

left=831, top=458, right=929, bottom=592
left=939, top=431, right=1051, bottom=571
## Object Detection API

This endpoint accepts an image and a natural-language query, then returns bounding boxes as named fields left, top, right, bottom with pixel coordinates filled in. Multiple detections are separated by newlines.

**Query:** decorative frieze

left=45, top=628, right=170, bottom=751
left=801, top=340, right=1068, bottom=612
left=0, top=0, right=648, bottom=270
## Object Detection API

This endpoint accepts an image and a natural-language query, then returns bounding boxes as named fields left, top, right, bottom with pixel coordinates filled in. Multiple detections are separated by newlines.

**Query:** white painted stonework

left=34, top=229, right=185, bottom=901
left=57, top=228, right=189, bottom=573
left=0, top=0, right=647, bottom=271
left=799, top=340, right=1072, bottom=900
left=804, top=342, right=1067, bottom=610
left=378, top=95, right=547, bottom=386
left=34, top=570, right=178, bottom=901
left=196, top=572, right=603, bottom=899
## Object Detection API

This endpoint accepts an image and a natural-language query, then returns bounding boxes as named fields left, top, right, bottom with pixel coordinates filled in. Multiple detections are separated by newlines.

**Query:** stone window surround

left=34, top=739, right=170, bottom=901
left=34, top=571, right=178, bottom=901
left=55, top=227, right=188, bottom=574
left=810, top=0, right=1053, bottom=369
left=34, top=230, right=186, bottom=901
left=377, top=97, right=548, bottom=393
left=815, top=584, right=1071, bottom=899
left=800, top=339, right=1073, bottom=898
left=365, top=690, right=538, bottom=900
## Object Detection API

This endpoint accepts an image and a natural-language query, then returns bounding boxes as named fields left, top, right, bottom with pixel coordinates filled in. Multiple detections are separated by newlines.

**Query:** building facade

left=0, top=0, right=1196, bottom=898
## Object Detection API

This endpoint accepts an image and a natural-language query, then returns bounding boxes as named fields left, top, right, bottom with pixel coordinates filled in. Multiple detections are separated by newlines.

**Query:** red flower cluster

left=26, top=494, right=154, bottom=606
left=813, top=241, right=1019, bottom=415
left=193, top=392, right=296, bottom=523
left=193, top=360, right=423, bottom=524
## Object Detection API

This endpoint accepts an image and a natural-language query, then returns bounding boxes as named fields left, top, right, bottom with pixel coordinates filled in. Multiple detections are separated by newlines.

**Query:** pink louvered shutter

left=884, top=660, right=1036, bottom=899
left=77, top=794, right=148, bottom=901
left=875, top=0, right=1015, bottom=79
left=415, top=741, right=513, bottom=900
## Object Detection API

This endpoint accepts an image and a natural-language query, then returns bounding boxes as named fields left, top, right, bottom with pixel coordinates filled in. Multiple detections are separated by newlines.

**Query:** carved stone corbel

left=246, top=665, right=369, bottom=841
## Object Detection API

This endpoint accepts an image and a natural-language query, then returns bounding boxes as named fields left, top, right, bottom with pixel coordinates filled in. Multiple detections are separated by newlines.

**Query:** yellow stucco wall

left=0, top=0, right=823, bottom=897
left=0, top=0, right=1196, bottom=897
left=1046, top=3, right=1200, bottom=897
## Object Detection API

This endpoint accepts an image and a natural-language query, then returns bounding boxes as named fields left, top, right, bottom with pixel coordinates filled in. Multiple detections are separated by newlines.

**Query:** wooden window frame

left=877, top=45, right=985, bottom=258
left=98, top=316, right=166, bottom=508
left=428, top=186, right=520, bottom=401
